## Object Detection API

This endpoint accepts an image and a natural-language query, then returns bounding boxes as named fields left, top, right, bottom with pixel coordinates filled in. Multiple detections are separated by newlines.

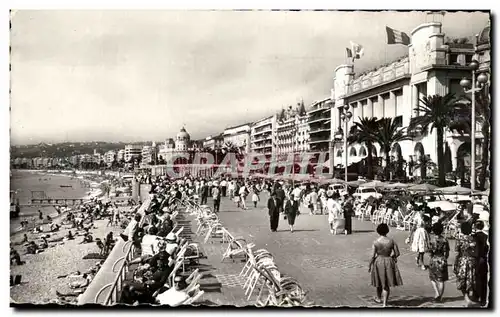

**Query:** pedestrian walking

left=427, top=222, right=450, bottom=302
left=368, top=223, right=403, bottom=307
left=212, top=185, right=221, bottom=213
left=327, top=192, right=343, bottom=235
left=343, top=195, right=354, bottom=235
left=284, top=196, right=298, bottom=232
left=200, top=182, right=208, bottom=205
left=239, top=183, right=248, bottom=210
left=275, top=185, right=286, bottom=214
left=411, top=215, right=430, bottom=270
left=251, top=189, right=260, bottom=208
left=308, top=189, right=319, bottom=215
left=220, top=179, right=227, bottom=197
left=473, top=221, right=489, bottom=306
left=455, top=222, right=479, bottom=307
left=267, top=192, right=280, bottom=232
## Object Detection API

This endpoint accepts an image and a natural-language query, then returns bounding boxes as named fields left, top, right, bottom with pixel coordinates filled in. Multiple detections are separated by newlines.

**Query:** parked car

left=328, top=184, right=348, bottom=196
left=353, top=187, right=382, bottom=201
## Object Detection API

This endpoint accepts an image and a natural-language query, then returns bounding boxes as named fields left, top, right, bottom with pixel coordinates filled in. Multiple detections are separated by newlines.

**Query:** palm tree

left=371, top=117, right=412, bottom=181
left=411, top=154, right=437, bottom=180
left=452, top=91, right=490, bottom=189
left=347, top=117, right=379, bottom=180
left=409, top=93, right=459, bottom=187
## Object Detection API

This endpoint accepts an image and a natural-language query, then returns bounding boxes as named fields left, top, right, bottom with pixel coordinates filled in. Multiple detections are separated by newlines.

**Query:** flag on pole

left=346, top=47, right=353, bottom=59
left=349, top=41, right=364, bottom=62
left=386, top=26, right=411, bottom=46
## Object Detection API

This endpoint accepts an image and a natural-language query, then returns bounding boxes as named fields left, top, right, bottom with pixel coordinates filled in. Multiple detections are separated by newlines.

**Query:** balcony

left=345, top=57, right=410, bottom=97
left=252, top=143, right=273, bottom=150
left=309, top=135, right=330, bottom=144
left=253, top=127, right=273, bottom=136
left=309, top=126, right=330, bottom=134
left=308, top=114, right=330, bottom=124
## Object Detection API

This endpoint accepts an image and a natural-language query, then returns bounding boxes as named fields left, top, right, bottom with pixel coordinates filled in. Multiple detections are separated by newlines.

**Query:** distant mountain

left=10, top=141, right=160, bottom=159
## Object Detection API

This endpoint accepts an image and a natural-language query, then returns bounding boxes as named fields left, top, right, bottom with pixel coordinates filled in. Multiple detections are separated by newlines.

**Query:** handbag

left=283, top=214, right=287, bottom=220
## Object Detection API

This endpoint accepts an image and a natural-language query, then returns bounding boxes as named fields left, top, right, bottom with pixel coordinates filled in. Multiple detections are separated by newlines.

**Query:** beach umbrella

left=323, top=178, right=346, bottom=185
left=361, top=180, right=387, bottom=188
left=407, top=183, right=438, bottom=192
left=346, top=179, right=367, bottom=187
left=385, top=182, right=411, bottom=189
left=427, top=200, right=458, bottom=212
left=437, top=185, right=473, bottom=195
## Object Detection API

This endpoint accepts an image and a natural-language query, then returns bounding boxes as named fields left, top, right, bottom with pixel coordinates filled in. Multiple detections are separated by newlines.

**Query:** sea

left=9, top=170, right=95, bottom=234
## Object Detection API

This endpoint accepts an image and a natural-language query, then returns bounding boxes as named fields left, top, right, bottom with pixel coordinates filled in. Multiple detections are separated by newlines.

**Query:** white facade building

left=117, top=149, right=125, bottom=162
left=104, top=150, right=116, bottom=166
left=124, top=145, right=142, bottom=163
left=331, top=21, right=486, bottom=179
left=175, top=127, right=190, bottom=152
left=223, top=124, right=251, bottom=153
left=251, top=115, right=276, bottom=155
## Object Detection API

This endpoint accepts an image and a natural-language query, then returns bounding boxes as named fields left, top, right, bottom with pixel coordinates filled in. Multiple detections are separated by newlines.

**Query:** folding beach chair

left=182, top=289, right=205, bottom=305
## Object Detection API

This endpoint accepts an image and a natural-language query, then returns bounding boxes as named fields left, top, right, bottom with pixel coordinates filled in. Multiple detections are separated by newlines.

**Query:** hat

left=174, top=276, right=183, bottom=283
left=162, top=207, right=169, bottom=212
left=326, top=190, right=334, bottom=197
left=166, top=232, right=176, bottom=241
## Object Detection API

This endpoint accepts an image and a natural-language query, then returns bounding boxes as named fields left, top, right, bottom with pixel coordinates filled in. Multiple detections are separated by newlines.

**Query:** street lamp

left=460, top=59, right=489, bottom=192
left=339, top=105, right=353, bottom=183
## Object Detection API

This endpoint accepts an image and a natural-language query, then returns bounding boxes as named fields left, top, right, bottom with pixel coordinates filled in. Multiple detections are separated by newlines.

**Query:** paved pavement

left=191, top=193, right=486, bottom=308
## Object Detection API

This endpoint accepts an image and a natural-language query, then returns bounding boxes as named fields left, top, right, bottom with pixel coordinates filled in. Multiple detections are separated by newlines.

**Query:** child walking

left=252, top=188, right=260, bottom=208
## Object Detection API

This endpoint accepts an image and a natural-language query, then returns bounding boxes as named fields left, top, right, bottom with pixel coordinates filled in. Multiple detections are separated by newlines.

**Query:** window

left=394, top=116, right=403, bottom=128
left=362, top=188, right=376, bottom=193
left=336, top=150, right=342, bottom=157
left=359, top=146, right=367, bottom=157
left=349, top=147, right=357, bottom=156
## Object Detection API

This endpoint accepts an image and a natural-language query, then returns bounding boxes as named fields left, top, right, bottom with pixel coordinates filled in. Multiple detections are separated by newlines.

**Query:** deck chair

left=362, top=205, right=373, bottom=221
left=402, top=210, right=416, bottom=231
left=183, top=289, right=205, bottom=305
left=383, top=208, right=393, bottom=224
left=221, top=237, right=248, bottom=263
left=167, top=260, right=184, bottom=288
left=371, top=207, right=380, bottom=223
left=240, top=243, right=257, bottom=277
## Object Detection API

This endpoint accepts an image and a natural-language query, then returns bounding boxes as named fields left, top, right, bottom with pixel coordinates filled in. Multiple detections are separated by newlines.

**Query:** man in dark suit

left=274, top=185, right=286, bottom=214
left=268, top=192, right=280, bottom=232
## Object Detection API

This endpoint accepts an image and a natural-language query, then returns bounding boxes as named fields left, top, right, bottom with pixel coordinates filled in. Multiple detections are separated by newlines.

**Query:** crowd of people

left=46, top=170, right=487, bottom=308
left=120, top=175, right=205, bottom=305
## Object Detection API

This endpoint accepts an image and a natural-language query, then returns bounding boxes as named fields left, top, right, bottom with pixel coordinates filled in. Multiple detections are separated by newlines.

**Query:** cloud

left=10, top=10, right=490, bottom=144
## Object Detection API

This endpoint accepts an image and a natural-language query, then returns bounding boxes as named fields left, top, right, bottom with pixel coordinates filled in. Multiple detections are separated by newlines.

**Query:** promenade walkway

left=195, top=193, right=476, bottom=308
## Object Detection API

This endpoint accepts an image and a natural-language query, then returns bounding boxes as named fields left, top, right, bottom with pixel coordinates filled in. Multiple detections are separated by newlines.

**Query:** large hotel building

left=330, top=21, right=489, bottom=178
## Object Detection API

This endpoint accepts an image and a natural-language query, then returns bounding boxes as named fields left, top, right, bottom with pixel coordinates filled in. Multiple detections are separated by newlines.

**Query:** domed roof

left=176, top=127, right=190, bottom=139
left=477, top=23, right=490, bottom=45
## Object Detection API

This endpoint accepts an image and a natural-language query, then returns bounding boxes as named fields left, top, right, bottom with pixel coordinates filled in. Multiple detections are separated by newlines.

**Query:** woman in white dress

left=327, top=192, right=343, bottom=235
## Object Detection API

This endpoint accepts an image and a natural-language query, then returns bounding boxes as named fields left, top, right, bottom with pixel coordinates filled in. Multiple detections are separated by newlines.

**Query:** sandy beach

left=9, top=169, right=127, bottom=304
left=10, top=170, right=100, bottom=234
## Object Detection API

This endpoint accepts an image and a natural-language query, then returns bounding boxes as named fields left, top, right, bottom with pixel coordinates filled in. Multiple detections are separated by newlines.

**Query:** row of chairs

left=354, top=200, right=461, bottom=239
left=188, top=200, right=311, bottom=307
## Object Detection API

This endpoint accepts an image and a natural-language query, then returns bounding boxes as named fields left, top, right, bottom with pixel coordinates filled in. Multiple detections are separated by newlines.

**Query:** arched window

left=336, top=150, right=342, bottom=157
left=359, top=146, right=367, bottom=157
left=349, top=147, right=357, bottom=157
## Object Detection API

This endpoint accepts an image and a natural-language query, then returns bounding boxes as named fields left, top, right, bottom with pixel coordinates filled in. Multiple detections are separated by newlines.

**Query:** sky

left=10, top=10, right=489, bottom=145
